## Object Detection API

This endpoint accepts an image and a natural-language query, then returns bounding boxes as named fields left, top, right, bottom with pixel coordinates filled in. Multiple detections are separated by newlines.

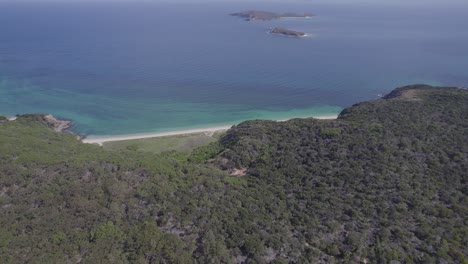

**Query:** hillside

left=0, top=85, right=466, bottom=263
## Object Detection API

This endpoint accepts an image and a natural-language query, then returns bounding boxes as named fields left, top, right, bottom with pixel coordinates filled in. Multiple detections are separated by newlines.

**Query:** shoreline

left=82, top=114, right=338, bottom=145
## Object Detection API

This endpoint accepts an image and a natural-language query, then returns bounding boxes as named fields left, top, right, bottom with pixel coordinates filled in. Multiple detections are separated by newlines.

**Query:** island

left=230, top=10, right=313, bottom=21
left=269, top=27, right=306, bottom=37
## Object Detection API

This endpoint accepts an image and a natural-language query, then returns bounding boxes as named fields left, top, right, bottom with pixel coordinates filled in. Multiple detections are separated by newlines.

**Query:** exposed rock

left=229, top=168, right=247, bottom=177
left=43, top=114, right=73, bottom=132
left=269, top=27, right=306, bottom=37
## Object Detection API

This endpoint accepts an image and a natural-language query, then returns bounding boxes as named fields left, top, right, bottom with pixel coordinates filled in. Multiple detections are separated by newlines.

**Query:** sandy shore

left=82, top=114, right=338, bottom=145
left=82, top=125, right=234, bottom=145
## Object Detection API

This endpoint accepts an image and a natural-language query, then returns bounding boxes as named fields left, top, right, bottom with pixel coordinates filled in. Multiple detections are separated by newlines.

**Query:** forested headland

left=0, top=85, right=466, bottom=263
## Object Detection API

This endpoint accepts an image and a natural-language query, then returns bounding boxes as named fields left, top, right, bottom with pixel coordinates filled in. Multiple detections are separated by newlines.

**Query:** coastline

left=82, top=114, right=338, bottom=145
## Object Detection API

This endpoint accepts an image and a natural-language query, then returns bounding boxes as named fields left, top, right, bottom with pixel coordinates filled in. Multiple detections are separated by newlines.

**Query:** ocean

left=1, top=0, right=467, bottom=135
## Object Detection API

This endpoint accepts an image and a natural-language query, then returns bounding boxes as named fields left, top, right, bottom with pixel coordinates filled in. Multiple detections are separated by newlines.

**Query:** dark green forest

left=0, top=85, right=466, bottom=263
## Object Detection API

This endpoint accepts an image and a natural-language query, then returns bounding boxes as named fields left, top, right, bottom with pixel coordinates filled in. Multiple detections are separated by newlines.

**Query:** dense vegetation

left=103, top=131, right=224, bottom=154
left=0, top=85, right=466, bottom=263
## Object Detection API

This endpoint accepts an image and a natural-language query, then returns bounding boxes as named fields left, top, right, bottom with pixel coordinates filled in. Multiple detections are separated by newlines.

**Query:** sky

left=1, top=0, right=467, bottom=2
left=1, top=0, right=467, bottom=9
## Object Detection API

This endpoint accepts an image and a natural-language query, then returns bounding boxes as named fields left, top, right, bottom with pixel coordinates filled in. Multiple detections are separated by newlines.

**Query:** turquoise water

left=1, top=1, right=467, bottom=135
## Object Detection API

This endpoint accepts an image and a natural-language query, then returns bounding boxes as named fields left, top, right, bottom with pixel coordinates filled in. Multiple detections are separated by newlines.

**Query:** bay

left=0, top=0, right=467, bottom=135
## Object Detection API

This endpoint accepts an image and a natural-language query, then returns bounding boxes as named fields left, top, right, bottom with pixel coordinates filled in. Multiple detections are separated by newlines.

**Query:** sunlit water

left=1, top=1, right=467, bottom=135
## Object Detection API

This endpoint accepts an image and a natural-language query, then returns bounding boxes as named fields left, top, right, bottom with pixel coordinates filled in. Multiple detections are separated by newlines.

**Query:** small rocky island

left=270, top=27, right=306, bottom=38
left=230, top=10, right=313, bottom=21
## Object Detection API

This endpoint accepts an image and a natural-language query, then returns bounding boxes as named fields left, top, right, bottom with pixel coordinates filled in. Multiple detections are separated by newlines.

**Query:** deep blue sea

left=1, top=0, right=467, bottom=135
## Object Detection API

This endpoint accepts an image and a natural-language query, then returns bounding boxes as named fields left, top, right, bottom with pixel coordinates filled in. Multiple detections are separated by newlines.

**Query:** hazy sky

left=1, top=0, right=467, bottom=8
left=1, top=0, right=466, bottom=2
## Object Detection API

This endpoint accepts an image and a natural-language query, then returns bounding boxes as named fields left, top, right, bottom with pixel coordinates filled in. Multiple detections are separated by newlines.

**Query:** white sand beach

left=82, top=125, right=234, bottom=145
left=82, top=114, right=338, bottom=145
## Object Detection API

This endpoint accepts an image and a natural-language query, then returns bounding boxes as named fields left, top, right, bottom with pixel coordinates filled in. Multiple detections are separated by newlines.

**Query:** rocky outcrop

left=42, top=114, right=73, bottom=132
left=270, top=27, right=306, bottom=37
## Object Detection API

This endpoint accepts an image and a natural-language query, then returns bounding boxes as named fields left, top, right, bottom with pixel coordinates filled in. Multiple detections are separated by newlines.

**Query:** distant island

left=269, top=27, right=306, bottom=38
left=230, top=10, right=313, bottom=21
